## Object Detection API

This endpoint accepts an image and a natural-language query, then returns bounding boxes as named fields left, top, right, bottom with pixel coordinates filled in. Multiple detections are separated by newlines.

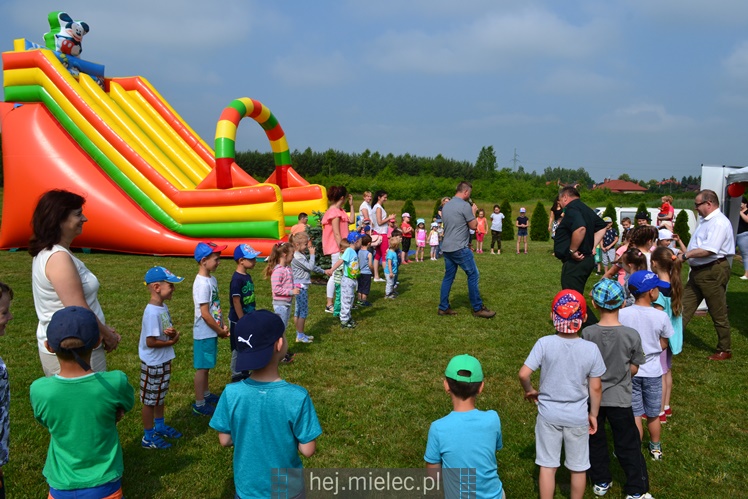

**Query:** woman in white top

left=370, top=190, right=396, bottom=281
left=29, top=190, right=121, bottom=376
left=358, top=191, right=373, bottom=228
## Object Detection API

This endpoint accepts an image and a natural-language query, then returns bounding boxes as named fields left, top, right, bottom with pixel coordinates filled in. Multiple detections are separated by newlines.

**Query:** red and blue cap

left=551, top=289, right=587, bottom=333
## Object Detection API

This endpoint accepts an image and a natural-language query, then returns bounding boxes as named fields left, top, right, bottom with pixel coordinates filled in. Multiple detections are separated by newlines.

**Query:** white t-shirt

left=370, top=203, right=388, bottom=235
left=619, top=304, right=674, bottom=378
left=139, top=303, right=176, bottom=366
left=32, top=245, right=105, bottom=352
left=490, top=212, right=505, bottom=232
left=193, top=274, right=222, bottom=340
left=358, top=201, right=372, bottom=226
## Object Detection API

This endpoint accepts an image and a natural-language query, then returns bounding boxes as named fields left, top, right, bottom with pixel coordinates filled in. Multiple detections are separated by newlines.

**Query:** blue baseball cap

left=144, top=266, right=184, bottom=284
left=347, top=231, right=362, bottom=243
left=234, top=243, right=261, bottom=261
left=47, top=307, right=100, bottom=371
left=234, top=310, right=286, bottom=371
left=194, top=241, right=227, bottom=262
left=628, top=270, right=671, bottom=294
left=591, top=279, right=625, bottom=310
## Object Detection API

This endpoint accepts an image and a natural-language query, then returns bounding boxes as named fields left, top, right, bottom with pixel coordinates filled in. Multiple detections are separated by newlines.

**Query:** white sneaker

left=741, top=275, right=748, bottom=280
left=373, top=277, right=385, bottom=282
left=625, top=493, right=654, bottom=499
left=593, top=482, right=611, bottom=496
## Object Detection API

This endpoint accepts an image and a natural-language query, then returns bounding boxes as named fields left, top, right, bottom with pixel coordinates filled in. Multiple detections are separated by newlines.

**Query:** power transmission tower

left=512, top=148, right=520, bottom=170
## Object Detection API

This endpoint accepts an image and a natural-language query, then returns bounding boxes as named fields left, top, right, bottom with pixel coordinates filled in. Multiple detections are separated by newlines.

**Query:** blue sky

left=4, top=1, right=748, bottom=182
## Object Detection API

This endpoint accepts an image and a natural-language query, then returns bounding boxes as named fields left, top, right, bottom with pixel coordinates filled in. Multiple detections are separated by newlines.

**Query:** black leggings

left=401, top=237, right=411, bottom=259
left=491, top=230, right=502, bottom=250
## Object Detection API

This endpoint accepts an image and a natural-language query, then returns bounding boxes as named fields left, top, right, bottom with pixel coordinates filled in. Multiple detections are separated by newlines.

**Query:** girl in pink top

left=321, top=186, right=354, bottom=312
left=264, top=242, right=299, bottom=329
left=415, top=220, right=427, bottom=262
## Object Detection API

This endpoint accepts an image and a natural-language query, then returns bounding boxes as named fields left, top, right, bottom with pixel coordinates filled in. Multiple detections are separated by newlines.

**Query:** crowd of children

left=0, top=200, right=691, bottom=499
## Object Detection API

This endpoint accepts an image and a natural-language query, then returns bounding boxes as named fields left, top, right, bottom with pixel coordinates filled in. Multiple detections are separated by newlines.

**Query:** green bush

left=674, top=210, right=691, bottom=246
left=501, top=200, right=514, bottom=241
left=530, top=202, right=550, bottom=241
left=602, top=202, right=619, bottom=233
left=636, top=201, right=650, bottom=224
left=401, top=199, right=416, bottom=222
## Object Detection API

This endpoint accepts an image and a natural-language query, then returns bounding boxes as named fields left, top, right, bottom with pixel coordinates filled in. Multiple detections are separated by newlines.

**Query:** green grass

left=1, top=204, right=747, bottom=498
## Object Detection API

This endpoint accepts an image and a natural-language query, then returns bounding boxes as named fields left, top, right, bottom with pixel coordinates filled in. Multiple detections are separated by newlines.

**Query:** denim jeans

left=439, top=247, right=483, bottom=312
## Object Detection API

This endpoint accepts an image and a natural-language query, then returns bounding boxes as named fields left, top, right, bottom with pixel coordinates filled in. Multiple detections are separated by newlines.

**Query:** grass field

left=0, top=197, right=747, bottom=498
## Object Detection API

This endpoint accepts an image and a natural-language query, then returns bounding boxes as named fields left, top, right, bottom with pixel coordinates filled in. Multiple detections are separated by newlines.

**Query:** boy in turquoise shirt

left=425, top=354, right=504, bottom=499
left=210, top=310, right=322, bottom=498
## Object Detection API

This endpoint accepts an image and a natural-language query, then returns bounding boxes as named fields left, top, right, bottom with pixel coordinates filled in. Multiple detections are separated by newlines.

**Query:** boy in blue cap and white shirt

left=519, top=289, right=605, bottom=499
left=425, top=354, right=505, bottom=499
left=192, top=241, right=229, bottom=416
left=210, top=310, right=322, bottom=499
left=583, top=279, right=652, bottom=499
left=140, top=266, right=184, bottom=449
left=619, top=271, right=674, bottom=462
left=229, top=244, right=261, bottom=382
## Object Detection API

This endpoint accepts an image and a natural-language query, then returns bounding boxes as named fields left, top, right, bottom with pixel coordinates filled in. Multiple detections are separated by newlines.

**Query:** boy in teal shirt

left=30, top=307, right=134, bottom=498
left=425, top=354, right=504, bottom=499
left=210, top=310, right=322, bottom=498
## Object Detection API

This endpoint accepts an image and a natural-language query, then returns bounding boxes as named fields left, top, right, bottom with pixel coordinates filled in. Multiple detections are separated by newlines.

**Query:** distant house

left=593, top=179, right=648, bottom=193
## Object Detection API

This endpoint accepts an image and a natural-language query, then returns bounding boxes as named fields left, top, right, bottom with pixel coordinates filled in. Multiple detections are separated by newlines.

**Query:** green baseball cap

left=445, top=354, right=484, bottom=382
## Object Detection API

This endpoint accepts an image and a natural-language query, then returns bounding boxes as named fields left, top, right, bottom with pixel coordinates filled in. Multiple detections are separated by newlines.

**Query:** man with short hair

left=553, top=186, right=607, bottom=325
left=438, top=182, right=495, bottom=318
left=679, top=189, right=735, bottom=361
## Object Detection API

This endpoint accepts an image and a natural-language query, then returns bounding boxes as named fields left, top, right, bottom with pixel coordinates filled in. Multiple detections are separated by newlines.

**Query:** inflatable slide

left=0, top=15, right=326, bottom=257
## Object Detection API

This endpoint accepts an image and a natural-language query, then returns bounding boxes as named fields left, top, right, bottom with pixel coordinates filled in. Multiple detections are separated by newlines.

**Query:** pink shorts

left=374, top=233, right=389, bottom=261
left=476, top=232, right=485, bottom=242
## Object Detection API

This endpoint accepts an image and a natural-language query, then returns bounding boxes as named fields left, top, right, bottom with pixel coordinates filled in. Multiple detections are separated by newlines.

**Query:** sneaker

left=296, top=333, right=314, bottom=343
left=373, top=277, right=385, bottom=282
left=659, top=411, right=667, bottom=423
left=357, top=300, right=372, bottom=307
left=473, top=306, right=496, bottom=319
left=281, top=352, right=295, bottom=363
left=204, top=393, right=220, bottom=405
left=593, top=482, right=611, bottom=496
left=324, top=305, right=334, bottom=313
left=625, top=494, right=654, bottom=499
left=340, top=320, right=356, bottom=329
left=664, top=406, right=672, bottom=417
left=142, top=435, right=172, bottom=449
left=649, top=446, right=663, bottom=461
left=192, top=403, right=215, bottom=416
left=385, top=294, right=396, bottom=299
left=155, top=425, right=183, bottom=439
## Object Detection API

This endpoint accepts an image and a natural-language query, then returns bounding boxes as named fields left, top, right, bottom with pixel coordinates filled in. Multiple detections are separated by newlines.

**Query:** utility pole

left=512, top=148, right=519, bottom=170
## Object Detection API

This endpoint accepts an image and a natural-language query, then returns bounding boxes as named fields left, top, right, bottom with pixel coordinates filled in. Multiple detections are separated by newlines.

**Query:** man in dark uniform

left=553, top=186, right=607, bottom=325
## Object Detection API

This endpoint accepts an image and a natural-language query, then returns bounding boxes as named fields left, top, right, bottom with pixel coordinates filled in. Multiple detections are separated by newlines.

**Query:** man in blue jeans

left=438, top=182, right=495, bottom=318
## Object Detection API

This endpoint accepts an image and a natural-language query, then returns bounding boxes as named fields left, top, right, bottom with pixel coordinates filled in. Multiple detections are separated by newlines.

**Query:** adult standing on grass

left=553, top=186, right=607, bottom=326
left=737, top=196, right=748, bottom=280
left=321, top=186, right=354, bottom=313
left=370, top=190, right=396, bottom=282
left=358, top=191, right=373, bottom=228
left=438, top=182, right=495, bottom=318
left=548, top=195, right=564, bottom=239
left=678, top=189, right=735, bottom=361
left=29, top=190, right=121, bottom=376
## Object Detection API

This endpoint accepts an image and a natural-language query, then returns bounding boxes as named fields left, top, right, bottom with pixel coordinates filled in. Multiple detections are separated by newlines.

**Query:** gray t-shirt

left=441, top=197, right=475, bottom=253
left=581, top=324, right=646, bottom=407
left=523, top=334, right=606, bottom=426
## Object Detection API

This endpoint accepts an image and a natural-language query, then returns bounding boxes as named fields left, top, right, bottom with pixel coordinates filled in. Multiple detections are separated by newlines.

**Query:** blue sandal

left=155, top=425, right=182, bottom=439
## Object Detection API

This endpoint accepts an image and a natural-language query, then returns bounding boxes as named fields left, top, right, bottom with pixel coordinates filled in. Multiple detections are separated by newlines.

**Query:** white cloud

left=272, top=52, right=351, bottom=87
left=723, top=41, right=748, bottom=82
left=366, top=7, right=614, bottom=73
left=536, top=68, right=623, bottom=94
left=602, top=103, right=697, bottom=132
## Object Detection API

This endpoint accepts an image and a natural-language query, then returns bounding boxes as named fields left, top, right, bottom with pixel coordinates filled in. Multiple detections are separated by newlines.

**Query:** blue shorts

left=632, top=376, right=662, bottom=418
left=50, top=479, right=122, bottom=498
left=295, top=287, right=309, bottom=319
left=193, top=337, right=217, bottom=370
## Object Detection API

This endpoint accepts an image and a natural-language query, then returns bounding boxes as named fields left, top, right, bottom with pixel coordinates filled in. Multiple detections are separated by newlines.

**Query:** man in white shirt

left=679, top=190, right=735, bottom=360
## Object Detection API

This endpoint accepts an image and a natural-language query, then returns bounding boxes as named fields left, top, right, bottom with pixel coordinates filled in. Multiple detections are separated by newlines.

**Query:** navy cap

left=47, top=307, right=100, bottom=370
left=145, top=266, right=184, bottom=284
left=234, top=310, right=286, bottom=371
left=628, top=270, right=671, bottom=294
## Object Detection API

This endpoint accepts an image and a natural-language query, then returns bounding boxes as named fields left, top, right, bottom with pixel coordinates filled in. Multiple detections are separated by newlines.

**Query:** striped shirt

left=271, top=265, right=294, bottom=303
